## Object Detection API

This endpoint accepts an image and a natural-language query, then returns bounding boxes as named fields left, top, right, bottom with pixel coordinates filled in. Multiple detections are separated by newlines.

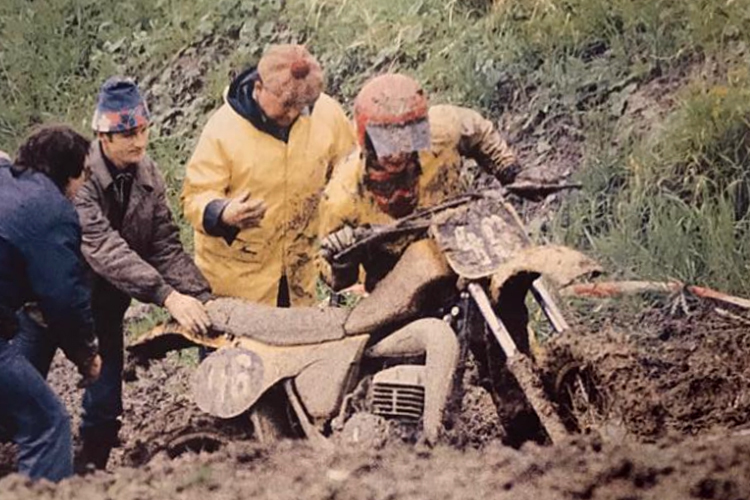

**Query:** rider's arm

left=318, top=224, right=361, bottom=292
left=318, top=151, right=365, bottom=291
left=447, top=105, right=522, bottom=185
left=323, top=258, right=360, bottom=292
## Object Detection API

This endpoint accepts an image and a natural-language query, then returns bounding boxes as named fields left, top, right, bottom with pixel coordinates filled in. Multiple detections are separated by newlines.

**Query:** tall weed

left=558, top=75, right=750, bottom=294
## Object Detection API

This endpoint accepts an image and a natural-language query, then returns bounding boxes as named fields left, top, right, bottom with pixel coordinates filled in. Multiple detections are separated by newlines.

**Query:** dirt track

left=2, top=299, right=750, bottom=499
left=3, top=432, right=750, bottom=500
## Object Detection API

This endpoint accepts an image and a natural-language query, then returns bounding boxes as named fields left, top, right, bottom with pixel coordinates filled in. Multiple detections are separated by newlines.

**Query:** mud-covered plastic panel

left=192, top=348, right=266, bottom=418
left=345, top=239, right=456, bottom=335
left=488, top=245, right=601, bottom=303
left=430, top=194, right=528, bottom=279
left=293, top=335, right=370, bottom=419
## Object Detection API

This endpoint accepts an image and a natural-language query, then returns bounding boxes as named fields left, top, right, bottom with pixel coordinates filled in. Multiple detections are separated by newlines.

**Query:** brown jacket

left=75, top=142, right=211, bottom=309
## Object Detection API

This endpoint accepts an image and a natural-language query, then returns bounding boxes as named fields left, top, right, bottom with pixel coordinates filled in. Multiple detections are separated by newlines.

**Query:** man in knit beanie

left=11, top=77, right=213, bottom=471
left=182, top=44, right=356, bottom=306
left=256, top=44, right=324, bottom=115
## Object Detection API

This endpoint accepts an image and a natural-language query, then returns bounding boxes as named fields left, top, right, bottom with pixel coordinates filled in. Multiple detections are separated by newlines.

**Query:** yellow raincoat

left=183, top=92, right=356, bottom=306
left=319, top=104, right=518, bottom=289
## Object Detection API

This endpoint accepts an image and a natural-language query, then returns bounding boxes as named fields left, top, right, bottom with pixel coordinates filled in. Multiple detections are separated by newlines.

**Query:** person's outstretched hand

left=164, top=291, right=211, bottom=335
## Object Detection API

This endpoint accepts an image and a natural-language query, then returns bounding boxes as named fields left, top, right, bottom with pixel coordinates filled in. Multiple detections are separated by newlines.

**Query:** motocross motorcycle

left=129, top=187, right=599, bottom=448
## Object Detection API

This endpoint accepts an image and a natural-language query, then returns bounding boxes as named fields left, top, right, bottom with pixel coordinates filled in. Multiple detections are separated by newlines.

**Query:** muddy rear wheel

left=249, top=385, right=301, bottom=443
left=167, top=432, right=226, bottom=458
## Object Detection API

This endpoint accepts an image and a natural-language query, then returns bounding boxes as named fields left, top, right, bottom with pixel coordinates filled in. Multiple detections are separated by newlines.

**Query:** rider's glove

left=320, top=225, right=357, bottom=263
left=495, top=162, right=521, bottom=186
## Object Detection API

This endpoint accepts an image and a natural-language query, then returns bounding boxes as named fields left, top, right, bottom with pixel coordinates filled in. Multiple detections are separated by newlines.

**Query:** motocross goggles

left=364, top=118, right=431, bottom=159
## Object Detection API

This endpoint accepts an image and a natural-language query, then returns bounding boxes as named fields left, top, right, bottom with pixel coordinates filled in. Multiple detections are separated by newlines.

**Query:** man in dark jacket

left=75, top=77, right=213, bottom=469
left=0, top=128, right=101, bottom=482
left=17, top=78, right=213, bottom=471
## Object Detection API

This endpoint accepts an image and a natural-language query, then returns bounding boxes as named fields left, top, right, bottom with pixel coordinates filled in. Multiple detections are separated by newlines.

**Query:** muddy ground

left=2, top=296, right=750, bottom=499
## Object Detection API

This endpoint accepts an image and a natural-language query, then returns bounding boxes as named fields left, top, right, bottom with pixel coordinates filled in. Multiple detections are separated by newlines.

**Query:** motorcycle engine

left=368, top=365, right=426, bottom=422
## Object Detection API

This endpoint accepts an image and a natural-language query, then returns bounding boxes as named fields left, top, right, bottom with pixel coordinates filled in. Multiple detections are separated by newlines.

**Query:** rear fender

left=192, top=334, right=370, bottom=419
left=129, top=321, right=370, bottom=420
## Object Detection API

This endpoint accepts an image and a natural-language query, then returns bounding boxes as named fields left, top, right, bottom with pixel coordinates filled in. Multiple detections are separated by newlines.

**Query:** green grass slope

left=2, top=0, right=750, bottom=292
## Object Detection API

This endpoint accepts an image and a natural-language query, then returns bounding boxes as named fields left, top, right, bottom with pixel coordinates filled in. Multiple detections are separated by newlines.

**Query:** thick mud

left=3, top=430, right=750, bottom=499
left=2, top=300, right=750, bottom=498
left=544, top=301, right=750, bottom=442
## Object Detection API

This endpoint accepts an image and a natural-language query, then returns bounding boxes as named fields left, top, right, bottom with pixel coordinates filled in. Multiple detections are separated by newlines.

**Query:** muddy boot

left=77, top=421, right=121, bottom=473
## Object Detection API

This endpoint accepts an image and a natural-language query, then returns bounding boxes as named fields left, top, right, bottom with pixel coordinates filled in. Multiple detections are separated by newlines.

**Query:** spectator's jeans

left=14, top=308, right=124, bottom=440
left=0, top=338, right=72, bottom=482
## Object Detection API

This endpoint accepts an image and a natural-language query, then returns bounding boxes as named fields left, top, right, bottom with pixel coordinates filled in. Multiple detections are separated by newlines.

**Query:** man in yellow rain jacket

left=319, top=72, right=525, bottom=292
left=183, top=45, right=356, bottom=306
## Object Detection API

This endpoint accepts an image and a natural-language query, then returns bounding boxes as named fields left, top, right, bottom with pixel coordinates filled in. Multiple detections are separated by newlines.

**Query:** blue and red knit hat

left=91, top=77, right=150, bottom=133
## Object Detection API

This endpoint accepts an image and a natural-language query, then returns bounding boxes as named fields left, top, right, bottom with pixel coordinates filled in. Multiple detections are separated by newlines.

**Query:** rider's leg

left=366, top=318, right=459, bottom=444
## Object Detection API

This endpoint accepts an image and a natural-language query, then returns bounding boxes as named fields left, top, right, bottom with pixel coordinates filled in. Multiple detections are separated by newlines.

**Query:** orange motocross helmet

left=353, top=74, right=431, bottom=217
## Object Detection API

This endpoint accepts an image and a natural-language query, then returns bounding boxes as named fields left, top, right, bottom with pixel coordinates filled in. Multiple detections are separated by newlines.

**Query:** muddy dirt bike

left=129, top=185, right=599, bottom=448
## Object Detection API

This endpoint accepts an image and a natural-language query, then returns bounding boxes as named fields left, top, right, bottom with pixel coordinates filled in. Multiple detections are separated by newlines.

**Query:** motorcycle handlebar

left=330, top=182, right=581, bottom=262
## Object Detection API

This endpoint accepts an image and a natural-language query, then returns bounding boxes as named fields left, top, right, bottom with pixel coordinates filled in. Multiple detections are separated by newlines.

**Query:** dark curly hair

left=15, top=125, right=91, bottom=192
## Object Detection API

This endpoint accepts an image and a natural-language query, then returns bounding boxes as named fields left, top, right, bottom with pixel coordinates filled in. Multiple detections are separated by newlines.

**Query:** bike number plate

left=192, top=347, right=265, bottom=419
left=430, top=197, right=528, bottom=279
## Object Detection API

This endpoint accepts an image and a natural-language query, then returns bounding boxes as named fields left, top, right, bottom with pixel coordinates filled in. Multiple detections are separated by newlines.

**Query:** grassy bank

left=2, top=0, right=750, bottom=292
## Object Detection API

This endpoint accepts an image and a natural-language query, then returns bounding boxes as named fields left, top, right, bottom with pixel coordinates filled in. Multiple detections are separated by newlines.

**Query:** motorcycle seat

left=206, top=298, right=349, bottom=346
